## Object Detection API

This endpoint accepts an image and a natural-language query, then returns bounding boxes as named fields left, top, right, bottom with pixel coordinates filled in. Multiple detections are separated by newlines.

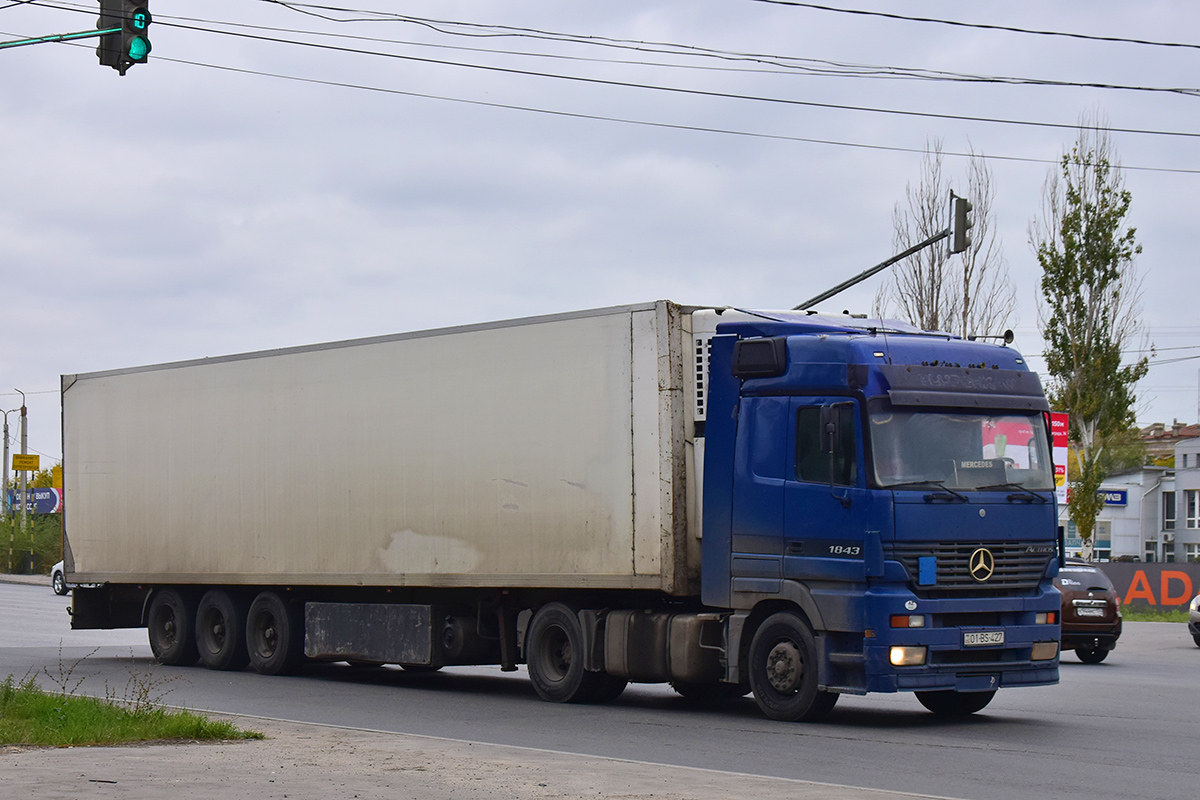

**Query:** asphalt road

left=2, top=580, right=1197, bottom=800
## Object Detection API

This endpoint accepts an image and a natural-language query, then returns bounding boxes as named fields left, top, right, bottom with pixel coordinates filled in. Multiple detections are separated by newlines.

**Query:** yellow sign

left=11, top=454, right=39, bottom=471
left=52, top=465, right=63, bottom=489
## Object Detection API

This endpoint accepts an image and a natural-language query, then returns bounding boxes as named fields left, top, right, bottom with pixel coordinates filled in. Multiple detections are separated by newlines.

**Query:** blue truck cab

left=698, top=309, right=1060, bottom=720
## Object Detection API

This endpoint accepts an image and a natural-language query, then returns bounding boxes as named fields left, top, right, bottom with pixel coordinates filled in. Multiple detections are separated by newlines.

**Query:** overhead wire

left=749, top=0, right=1200, bottom=52
left=60, top=13, right=1200, bottom=143
left=12, top=1, right=1200, bottom=173
left=143, top=53, right=1200, bottom=176
left=29, top=0, right=1200, bottom=98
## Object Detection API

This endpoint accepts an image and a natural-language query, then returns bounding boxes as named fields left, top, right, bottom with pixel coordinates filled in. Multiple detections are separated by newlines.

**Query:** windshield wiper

left=882, top=480, right=969, bottom=502
left=977, top=482, right=1050, bottom=503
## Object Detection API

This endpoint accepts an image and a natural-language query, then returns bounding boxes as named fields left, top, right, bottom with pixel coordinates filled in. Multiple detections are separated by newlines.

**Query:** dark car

left=1053, top=558, right=1122, bottom=663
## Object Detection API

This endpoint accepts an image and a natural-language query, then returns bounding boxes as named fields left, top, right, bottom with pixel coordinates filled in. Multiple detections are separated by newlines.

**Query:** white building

left=1173, top=437, right=1200, bottom=563
left=1058, top=436, right=1200, bottom=563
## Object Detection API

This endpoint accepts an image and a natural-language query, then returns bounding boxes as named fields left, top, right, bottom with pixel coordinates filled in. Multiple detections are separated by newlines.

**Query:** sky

left=1, top=0, right=1197, bottom=464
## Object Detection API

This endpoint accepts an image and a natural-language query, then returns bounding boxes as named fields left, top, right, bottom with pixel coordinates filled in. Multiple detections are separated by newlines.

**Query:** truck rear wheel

left=747, top=612, right=838, bottom=722
left=196, top=589, right=250, bottom=671
left=915, top=690, right=995, bottom=715
left=147, top=589, right=199, bottom=666
left=246, top=591, right=305, bottom=675
left=526, top=603, right=626, bottom=704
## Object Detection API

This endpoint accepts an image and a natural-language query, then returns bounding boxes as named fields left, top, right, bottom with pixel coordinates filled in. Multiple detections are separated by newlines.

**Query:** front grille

left=887, top=541, right=1054, bottom=597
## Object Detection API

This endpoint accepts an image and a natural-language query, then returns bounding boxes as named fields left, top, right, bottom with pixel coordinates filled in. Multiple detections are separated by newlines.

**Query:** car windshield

left=869, top=401, right=1054, bottom=491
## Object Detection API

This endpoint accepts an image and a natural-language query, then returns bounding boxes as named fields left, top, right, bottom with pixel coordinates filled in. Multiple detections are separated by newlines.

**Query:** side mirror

left=821, top=403, right=852, bottom=509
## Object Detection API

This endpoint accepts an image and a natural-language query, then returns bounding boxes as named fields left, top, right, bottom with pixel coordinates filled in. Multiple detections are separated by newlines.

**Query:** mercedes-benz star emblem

left=969, top=547, right=995, bottom=582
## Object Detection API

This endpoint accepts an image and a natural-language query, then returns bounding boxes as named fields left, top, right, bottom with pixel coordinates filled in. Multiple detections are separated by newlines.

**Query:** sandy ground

left=1, top=714, right=951, bottom=800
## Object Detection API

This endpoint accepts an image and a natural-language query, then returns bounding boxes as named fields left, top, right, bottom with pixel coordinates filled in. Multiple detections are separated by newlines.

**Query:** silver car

left=1189, top=593, right=1200, bottom=648
left=50, top=560, right=70, bottom=595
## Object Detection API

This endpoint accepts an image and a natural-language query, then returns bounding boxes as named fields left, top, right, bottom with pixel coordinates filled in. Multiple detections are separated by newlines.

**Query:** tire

left=195, top=589, right=251, bottom=671
left=582, top=673, right=628, bottom=704
left=671, top=680, right=751, bottom=704
left=52, top=571, right=68, bottom=596
left=1075, top=647, right=1109, bottom=664
left=916, top=690, right=996, bottom=716
left=1193, top=634, right=1200, bottom=649
left=525, top=603, right=624, bottom=704
left=246, top=591, right=305, bottom=675
left=746, top=612, right=839, bottom=722
left=147, top=589, right=199, bottom=666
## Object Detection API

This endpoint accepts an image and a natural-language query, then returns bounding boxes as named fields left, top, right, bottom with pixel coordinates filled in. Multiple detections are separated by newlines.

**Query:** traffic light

left=96, top=0, right=150, bottom=75
left=949, top=192, right=973, bottom=254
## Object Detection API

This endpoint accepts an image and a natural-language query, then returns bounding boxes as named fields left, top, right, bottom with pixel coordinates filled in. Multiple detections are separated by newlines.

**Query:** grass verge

left=0, top=651, right=263, bottom=747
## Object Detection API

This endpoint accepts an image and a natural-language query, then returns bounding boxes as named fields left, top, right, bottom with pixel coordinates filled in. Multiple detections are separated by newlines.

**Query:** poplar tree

left=1031, top=119, right=1148, bottom=561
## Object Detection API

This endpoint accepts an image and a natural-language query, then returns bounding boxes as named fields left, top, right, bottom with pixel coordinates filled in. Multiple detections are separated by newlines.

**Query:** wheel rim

left=201, top=607, right=227, bottom=653
left=765, top=640, right=803, bottom=694
left=153, top=605, right=178, bottom=649
left=538, top=625, right=572, bottom=682
left=252, top=611, right=279, bottom=659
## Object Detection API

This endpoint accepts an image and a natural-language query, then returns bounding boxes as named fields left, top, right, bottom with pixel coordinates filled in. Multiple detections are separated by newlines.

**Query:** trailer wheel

left=915, top=690, right=995, bottom=716
left=196, top=590, right=250, bottom=671
left=246, top=591, right=305, bottom=675
left=747, top=612, right=838, bottom=722
left=147, top=589, right=199, bottom=666
left=526, top=603, right=625, bottom=704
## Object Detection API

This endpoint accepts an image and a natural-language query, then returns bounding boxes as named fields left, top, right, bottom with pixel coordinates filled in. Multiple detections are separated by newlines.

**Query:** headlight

left=889, top=646, right=926, bottom=666
left=1189, top=594, right=1200, bottom=614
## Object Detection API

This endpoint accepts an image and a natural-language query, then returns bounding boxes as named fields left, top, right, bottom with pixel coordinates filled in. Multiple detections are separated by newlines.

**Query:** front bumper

left=861, top=587, right=1060, bottom=693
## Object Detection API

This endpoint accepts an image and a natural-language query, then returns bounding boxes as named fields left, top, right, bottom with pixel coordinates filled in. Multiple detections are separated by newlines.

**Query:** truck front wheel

left=747, top=612, right=838, bottom=722
left=147, top=589, right=199, bottom=666
left=246, top=591, right=305, bottom=675
left=915, top=690, right=995, bottom=715
left=526, top=603, right=626, bottom=704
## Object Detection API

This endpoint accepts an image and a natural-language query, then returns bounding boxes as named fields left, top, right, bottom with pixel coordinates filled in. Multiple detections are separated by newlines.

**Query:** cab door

left=783, top=397, right=871, bottom=583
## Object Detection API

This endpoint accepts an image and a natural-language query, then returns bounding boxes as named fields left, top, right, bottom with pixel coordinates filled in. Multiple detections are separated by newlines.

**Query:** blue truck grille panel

left=887, top=541, right=1053, bottom=596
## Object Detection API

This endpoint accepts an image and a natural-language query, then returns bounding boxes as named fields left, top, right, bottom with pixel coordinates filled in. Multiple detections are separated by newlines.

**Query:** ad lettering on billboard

left=5, top=488, right=62, bottom=514
left=1051, top=412, right=1069, bottom=505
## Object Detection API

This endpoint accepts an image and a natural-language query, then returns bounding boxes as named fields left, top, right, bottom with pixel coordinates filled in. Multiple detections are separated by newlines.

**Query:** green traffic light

left=127, top=34, right=150, bottom=60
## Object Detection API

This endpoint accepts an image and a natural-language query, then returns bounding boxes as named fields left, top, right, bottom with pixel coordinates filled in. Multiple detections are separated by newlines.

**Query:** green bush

left=1, top=513, right=61, bottom=574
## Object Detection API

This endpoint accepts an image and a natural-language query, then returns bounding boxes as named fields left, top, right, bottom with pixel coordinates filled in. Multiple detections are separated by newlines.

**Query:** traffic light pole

left=0, top=27, right=120, bottom=51
left=792, top=191, right=973, bottom=312
left=793, top=228, right=950, bottom=311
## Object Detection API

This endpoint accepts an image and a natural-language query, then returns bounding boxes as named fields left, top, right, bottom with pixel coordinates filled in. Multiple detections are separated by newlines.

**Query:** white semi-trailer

left=63, top=300, right=1062, bottom=720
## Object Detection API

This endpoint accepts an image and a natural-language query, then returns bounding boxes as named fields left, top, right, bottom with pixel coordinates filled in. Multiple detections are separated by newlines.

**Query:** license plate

left=1077, top=608, right=1105, bottom=617
left=964, top=630, right=1005, bottom=647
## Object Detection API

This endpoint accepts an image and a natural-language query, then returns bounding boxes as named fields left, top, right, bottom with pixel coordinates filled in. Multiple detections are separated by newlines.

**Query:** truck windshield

left=868, top=401, right=1054, bottom=492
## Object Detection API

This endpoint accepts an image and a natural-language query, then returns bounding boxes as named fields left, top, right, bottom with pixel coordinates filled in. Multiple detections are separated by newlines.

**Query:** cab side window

left=795, top=405, right=857, bottom=486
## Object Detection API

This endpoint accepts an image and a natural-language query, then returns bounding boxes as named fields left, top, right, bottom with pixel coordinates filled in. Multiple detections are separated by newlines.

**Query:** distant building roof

left=1140, top=420, right=1200, bottom=459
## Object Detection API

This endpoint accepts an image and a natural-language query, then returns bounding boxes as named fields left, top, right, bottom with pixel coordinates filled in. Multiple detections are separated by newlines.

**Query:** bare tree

left=874, top=142, right=1016, bottom=338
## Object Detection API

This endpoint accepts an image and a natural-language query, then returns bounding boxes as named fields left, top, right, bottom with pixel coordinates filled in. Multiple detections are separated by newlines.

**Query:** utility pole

left=18, top=391, right=29, bottom=574
left=2, top=408, right=10, bottom=572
